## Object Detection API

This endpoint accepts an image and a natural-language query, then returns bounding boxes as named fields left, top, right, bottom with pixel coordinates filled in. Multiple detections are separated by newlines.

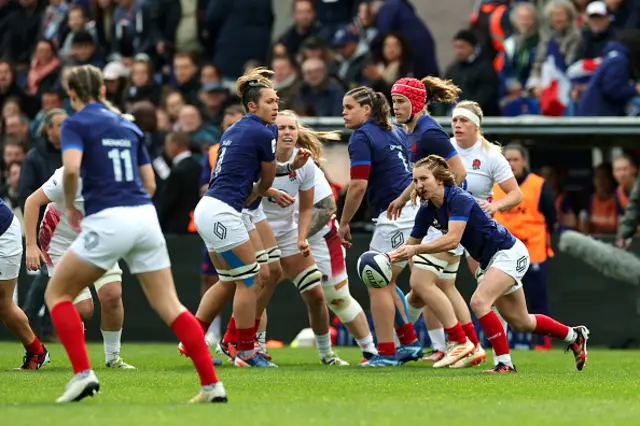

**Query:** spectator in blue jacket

left=296, top=57, right=345, bottom=117
left=372, top=0, right=439, bottom=77
left=279, top=0, right=331, bottom=60
left=577, top=29, right=640, bottom=116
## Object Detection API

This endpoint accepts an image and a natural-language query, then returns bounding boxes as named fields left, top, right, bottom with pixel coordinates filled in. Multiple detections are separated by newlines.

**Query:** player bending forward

left=389, top=156, right=589, bottom=374
left=25, top=167, right=134, bottom=369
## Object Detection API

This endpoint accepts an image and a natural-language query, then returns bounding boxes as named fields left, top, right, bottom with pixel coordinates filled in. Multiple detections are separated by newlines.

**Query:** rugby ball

left=357, top=251, right=392, bottom=288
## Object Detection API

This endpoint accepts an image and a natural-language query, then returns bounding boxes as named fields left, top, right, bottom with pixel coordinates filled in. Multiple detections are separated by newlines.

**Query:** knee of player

left=74, top=299, right=95, bottom=321
left=469, top=292, right=491, bottom=315
left=98, top=283, right=122, bottom=309
left=268, top=262, right=282, bottom=283
left=303, top=285, right=326, bottom=307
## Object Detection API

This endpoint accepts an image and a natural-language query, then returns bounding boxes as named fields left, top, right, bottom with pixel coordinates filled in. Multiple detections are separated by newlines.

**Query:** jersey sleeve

left=258, top=128, right=278, bottom=163
left=348, top=131, right=372, bottom=180
left=299, top=160, right=316, bottom=191
left=417, top=129, right=458, bottom=161
left=60, top=119, right=84, bottom=152
left=137, top=137, right=151, bottom=166
left=410, top=204, right=432, bottom=240
left=41, top=168, right=65, bottom=203
left=449, top=190, right=474, bottom=222
left=490, top=150, right=514, bottom=184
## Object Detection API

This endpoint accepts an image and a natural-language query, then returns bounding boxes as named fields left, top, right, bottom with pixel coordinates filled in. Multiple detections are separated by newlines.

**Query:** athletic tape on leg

left=394, top=286, right=410, bottom=325
left=441, top=261, right=460, bottom=280
left=266, top=246, right=281, bottom=264
left=324, top=282, right=363, bottom=324
left=255, top=249, right=268, bottom=265
left=217, top=250, right=259, bottom=286
left=293, top=265, right=322, bottom=293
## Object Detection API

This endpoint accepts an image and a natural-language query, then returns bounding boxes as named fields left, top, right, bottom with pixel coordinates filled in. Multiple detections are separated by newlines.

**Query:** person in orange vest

left=579, top=163, right=618, bottom=235
left=612, top=154, right=638, bottom=218
left=494, top=145, right=557, bottom=350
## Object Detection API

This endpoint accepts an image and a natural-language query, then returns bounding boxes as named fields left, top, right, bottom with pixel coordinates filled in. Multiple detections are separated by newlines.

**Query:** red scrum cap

left=391, top=77, right=427, bottom=120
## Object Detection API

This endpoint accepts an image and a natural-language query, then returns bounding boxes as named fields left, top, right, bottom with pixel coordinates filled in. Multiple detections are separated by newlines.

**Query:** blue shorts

left=201, top=245, right=218, bottom=276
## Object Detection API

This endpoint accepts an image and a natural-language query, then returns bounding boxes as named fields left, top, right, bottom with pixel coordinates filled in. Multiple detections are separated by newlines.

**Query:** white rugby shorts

left=0, top=217, right=23, bottom=280
left=370, top=203, right=419, bottom=267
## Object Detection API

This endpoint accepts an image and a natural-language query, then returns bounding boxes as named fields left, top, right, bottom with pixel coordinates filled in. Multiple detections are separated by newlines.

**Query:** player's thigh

left=46, top=250, right=106, bottom=302
left=310, top=231, right=347, bottom=287
left=195, top=196, right=250, bottom=255
left=136, top=267, right=183, bottom=322
left=0, top=216, right=22, bottom=304
left=370, top=204, right=418, bottom=268
left=122, top=205, right=172, bottom=274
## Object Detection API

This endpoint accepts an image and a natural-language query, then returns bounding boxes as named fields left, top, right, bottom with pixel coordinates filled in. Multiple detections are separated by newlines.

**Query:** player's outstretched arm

left=416, top=221, right=466, bottom=255
left=24, top=188, right=52, bottom=271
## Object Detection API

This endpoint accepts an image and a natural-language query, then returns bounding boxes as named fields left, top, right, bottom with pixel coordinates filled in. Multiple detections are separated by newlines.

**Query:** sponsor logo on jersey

left=472, top=159, right=481, bottom=170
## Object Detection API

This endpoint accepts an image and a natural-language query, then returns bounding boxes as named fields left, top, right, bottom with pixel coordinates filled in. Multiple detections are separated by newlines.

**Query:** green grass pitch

left=1, top=342, right=639, bottom=426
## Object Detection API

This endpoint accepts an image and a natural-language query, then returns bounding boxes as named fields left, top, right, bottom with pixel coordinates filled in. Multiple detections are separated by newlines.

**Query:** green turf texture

left=1, top=342, right=639, bottom=425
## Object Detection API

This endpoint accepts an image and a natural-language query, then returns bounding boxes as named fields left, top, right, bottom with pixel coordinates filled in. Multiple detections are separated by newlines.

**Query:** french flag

left=566, top=57, right=602, bottom=85
left=539, top=39, right=571, bottom=117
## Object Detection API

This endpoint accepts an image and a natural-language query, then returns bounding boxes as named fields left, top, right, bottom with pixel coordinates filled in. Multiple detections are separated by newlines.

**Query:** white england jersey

left=262, top=148, right=316, bottom=236
left=295, top=162, right=334, bottom=241
left=40, top=167, right=84, bottom=260
left=451, top=138, right=513, bottom=202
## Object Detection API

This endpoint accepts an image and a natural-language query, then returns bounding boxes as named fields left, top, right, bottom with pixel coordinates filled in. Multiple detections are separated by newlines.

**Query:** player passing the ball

left=45, top=64, right=225, bottom=403
left=389, top=156, right=589, bottom=373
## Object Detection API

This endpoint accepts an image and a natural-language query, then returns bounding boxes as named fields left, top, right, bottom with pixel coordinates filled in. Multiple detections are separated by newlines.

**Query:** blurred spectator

left=540, top=164, right=578, bottom=231
left=173, top=52, right=201, bottom=107
left=330, top=26, right=371, bottom=88
left=131, top=100, right=166, bottom=162
left=279, top=0, right=329, bottom=60
left=613, top=154, right=638, bottom=215
left=501, top=2, right=540, bottom=102
left=2, top=97, right=23, bottom=121
left=126, top=57, right=162, bottom=107
left=59, top=5, right=97, bottom=63
left=27, top=39, right=61, bottom=97
left=1, top=161, right=22, bottom=220
left=0, top=60, right=38, bottom=118
left=271, top=42, right=289, bottom=62
left=361, top=58, right=392, bottom=104
left=372, top=0, right=439, bottom=77
left=297, top=57, right=345, bottom=117
left=111, top=0, right=154, bottom=66
left=199, top=83, right=231, bottom=127
left=178, top=104, right=219, bottom=151
left=155, top=131, right=203, bottom=233
left=103, top=61, right=128, bottom=111
left=528, top=0, right=581, bottom=96
left=164, top=90, right=186, bottom=128
left=298, top=36, right=334, bottom=68
left=5, top=114, right=32, bottom=148
left=0, top=0, right=43, bottom=65
left=356, top=1, right=378, bottom=46
left=68, top=30, right=105, bottom=68
left=41, top=0, right=69, bottom=41
left=373, top=33, right=413, bottom=85
left=200, top=63, right=221, bottom=85
left=313, top=0, right=356, bottom=31
left=606, top=0, right=640, bottom=31
left=2, top=138, right=26, bottom=178
left=273, top=55, right=303, bottom=111
left=445, top=29, right=500, bottom=116
left=150, top=0, right=205, bottom=59
left=204, top=0, right=273, bottom=80
left=579, top=162, right=618, bottom=234
left=90, top=0, right=116, bottom=58
left=30, top=88, right=64, bottom=137
left=576, top=29, right=640, bottom=116
left=573, top=2, right=616, bottom=63
left=220, top=105, right=245, bottom=133
left=572, top=0, right=591, bottom=27
left=156, top=108, right=172, bottom=132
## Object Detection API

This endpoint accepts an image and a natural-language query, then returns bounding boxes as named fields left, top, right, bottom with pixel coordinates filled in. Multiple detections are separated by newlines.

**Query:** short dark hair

left=224, top=104, right=246, bottom=117
left=3, top=136, right=25, bottom=150
left=167, top=131, right=190, bottom=148
left=72, top=30, right=95, bottom=46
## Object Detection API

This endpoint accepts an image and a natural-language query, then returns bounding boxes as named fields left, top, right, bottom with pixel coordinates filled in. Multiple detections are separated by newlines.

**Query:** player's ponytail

left=235, top=67, right=275, bottom=110
left=278, top=110, right=340, bottom=164
left=452, top=100, right=500, bottom=153
left=346, top=86, right=392, bottom=130
left=67, top=64, right=133, bottom=120
left=420, top=76, right=461, bottom=104
left=411, top=155, right=457, bottom=205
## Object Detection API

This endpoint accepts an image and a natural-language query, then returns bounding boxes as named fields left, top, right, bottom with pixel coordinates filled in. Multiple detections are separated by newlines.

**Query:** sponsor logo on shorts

left=213, top=222, right=227, bottom=240
left=516, top=256, right=528, bottom=273
left=391, top=231, right=404, bottom=249
left=84, top=231, right=99, bottom=250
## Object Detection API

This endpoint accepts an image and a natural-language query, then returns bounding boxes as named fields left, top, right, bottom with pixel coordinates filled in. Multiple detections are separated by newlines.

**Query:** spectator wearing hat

left=296, top=57, right=346, bottom=117
left=298, top=36, right=335, bottom=69
left=199, top=82, right=231, bottom=127
left=329, top=25, right=371, bottom=88
left=279, top=0, right=330, bottom=61
left=272, top=55, right=302, bottom=111
left=126, top=56, right=163, bottom=107
left=103, top=61, right=128, bottom=111
left=67, top=30, right=105, bottom=68
left=606, top=0, right=640, bottom=32
left=445, top=29, right=500, bottom=116
left=573, top=1, right=617, bottom=63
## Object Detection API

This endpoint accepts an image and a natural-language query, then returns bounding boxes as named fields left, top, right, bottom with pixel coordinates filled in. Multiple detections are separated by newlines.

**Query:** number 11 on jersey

left=108, top=148, right=134, bottom=182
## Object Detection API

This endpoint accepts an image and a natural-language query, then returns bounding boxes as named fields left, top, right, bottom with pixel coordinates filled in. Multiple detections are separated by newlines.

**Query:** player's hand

left=25, top=244, right=45, bottom=271
left=616, top=238, right=632, bottom=250
left=268, top=189, right=295, bottom=208
left=298, top=239, right=311, bottom=257
left=291, top=148, right=312, bottom=170
left=66, top=207, right=84, bottom=232
left=478, top=200, right=499, bottom=216
left=388, top=245, right=417, bottom=263
left=338, top=223, right=352, bottom=248
left=387, top=197, right=406, bottom=220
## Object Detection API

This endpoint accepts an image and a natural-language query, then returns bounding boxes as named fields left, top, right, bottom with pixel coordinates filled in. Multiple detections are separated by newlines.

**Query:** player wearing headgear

left=406, top=101, right=523, bottom=367
left=24, top=167, right=135, bottom=369
left=0, top=199, right=50, bottom=370
left=338, top=86, right=423, bottom=367
left=387, top=77, right=481, bottom=367
left=45, top=64, right=224, bottom=403
left=389, top=155, right=589, bottom=374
